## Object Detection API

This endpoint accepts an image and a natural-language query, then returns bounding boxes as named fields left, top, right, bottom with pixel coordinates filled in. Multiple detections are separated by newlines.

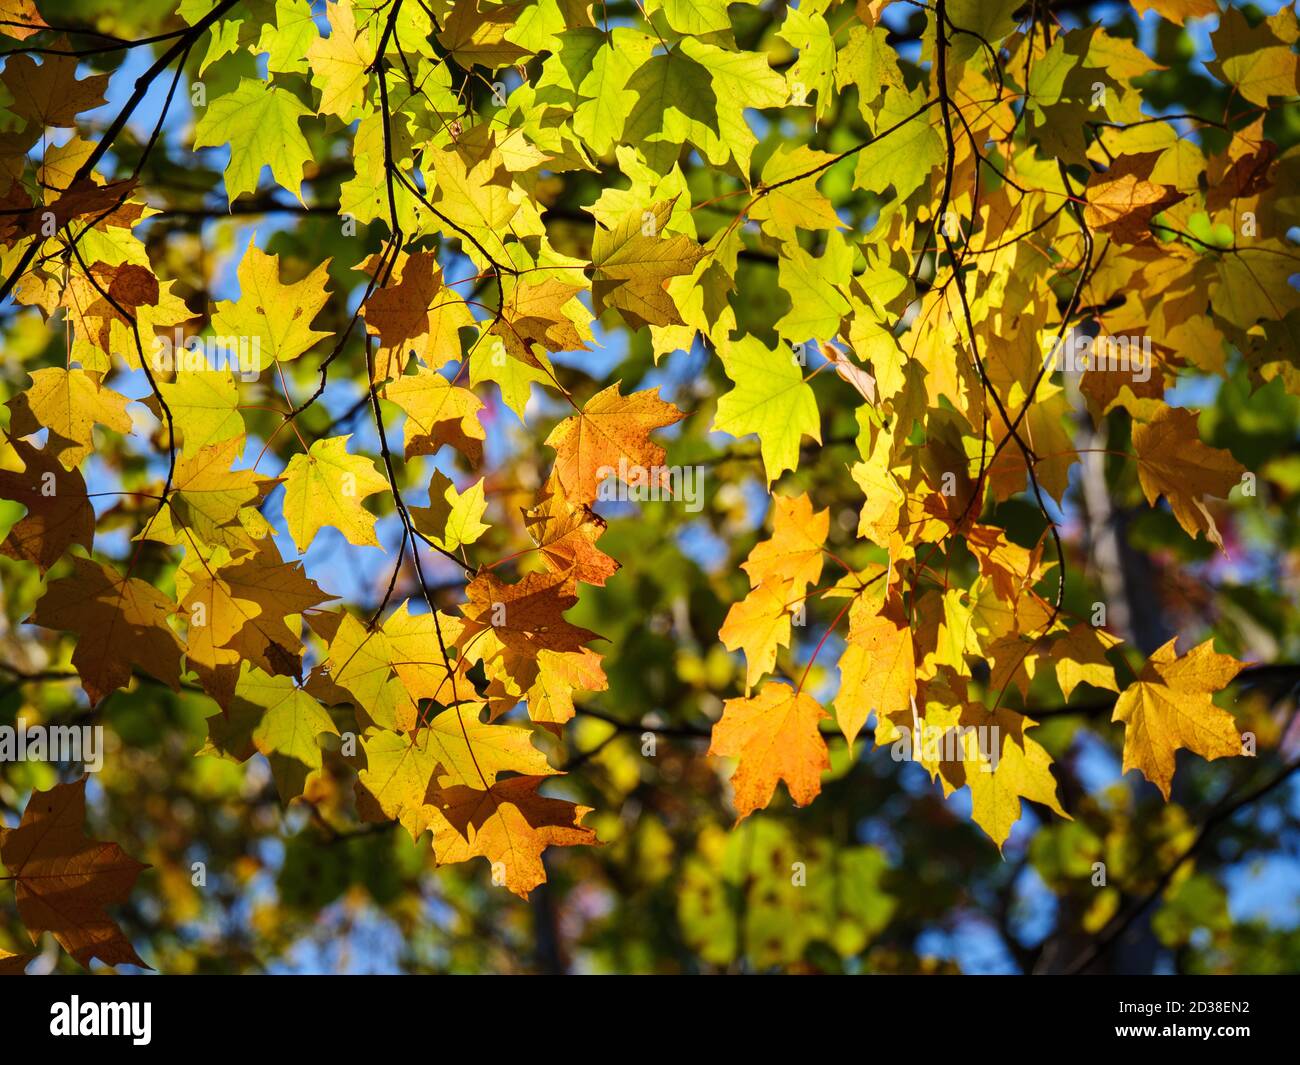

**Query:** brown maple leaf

left=29, top=555, right=184, bottom=706
left=0, top=778, right=150, bottom=969
left=0, top=434, right=94, bottom=572
left=461, top=569, right=600, bottom=658
left=0, top=49, right=109, bottom=128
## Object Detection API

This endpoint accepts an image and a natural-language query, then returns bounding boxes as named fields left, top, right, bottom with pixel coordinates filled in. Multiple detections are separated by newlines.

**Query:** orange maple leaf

left=544, top=382, right=686, bottom=505
left=709, top=682, right=830, bottom=821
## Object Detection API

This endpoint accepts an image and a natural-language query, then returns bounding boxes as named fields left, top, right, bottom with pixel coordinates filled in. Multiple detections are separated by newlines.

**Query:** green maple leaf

left=713, top=334, right=822, bottom=485
left=193, top=77, right=314, bottom=204
left=207, top=667, right=340, bottom=803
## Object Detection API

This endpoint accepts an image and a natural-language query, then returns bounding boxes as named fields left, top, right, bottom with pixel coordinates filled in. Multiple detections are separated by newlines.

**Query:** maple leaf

left=255, top=0, right=318, bottom=74
left=1084, top=151, right=1187, bottom=244
left=364, top=250, right=449, bottom=351
left=0, top=435, right=94, bottom=572
left=410, top=470, right=489, bottom=552
left=30, top=556, right=184, bottom=706
left=1112, top=638, right=1247, bottom=800
left=740, top=492, right=828, bottom=594
left=361, top=250, right=475, bottom=371
left=709, top=682, right=831, bottom=821
left=835, top=598, right=915, bottom=746
left=492, top=275, right=590, bottom=365
left=461, top=569, right=600, bottom=659
left=1132, top=407, right=1244, bottom=549
left=355, top=728, right=445, bottom=841
left=429, top=776, right=597, bottom=897
left=324, top=611, right=419, bottom=732
left=382, top=368, right=485, bottom=462
left=720, top=580, right=795, bottom=691
left=1049, top=624, right=1122, bottom=701
left=6, top=367, right=133, bottom=470
left=436, top=0, right=533, bottom=69
left=205, top=667, right=340, bottom=802
left=356, top=704, right=557, bottom=843
left=1131, top=0, right=1217, bottom=24
left=307, top=0, right=372, bottom=121
left=525, top=647, right=608, bottom=732
left=178, top=549, right=260, bottom=708
left=590, top=198, right=706, bottom=329
left=210, top=237, right=332, bottom=366
left=1, top=51, right=108, bottom=127
left=544, top=382, right=686, bottom=505
left=752, top=143, right=846, bottom=244
left=0, top=0, right=47, bottom=41
left=713, top=334, right=822, bottom=485
left=427, top=141, right=518, bottom=265
left=156, top=370, right=244, bottom=459
left=1209, top=7, right=1300, bottom=107
left=140, top=437, right=267, bottom=550
left=192, top=77, right=314, bottom=204
left=282, top=435, right=390, bottom=552
left=524, top=473, right=619, bottom=586
left=0, top=778, right=149, bottom=969
left=0, top=177, right=138, bottom=247
left=931, top=703, right=1070, bottom=851
left=218, top=541, right=334, bottom=672
left=179, top=540, right=334, bottom=707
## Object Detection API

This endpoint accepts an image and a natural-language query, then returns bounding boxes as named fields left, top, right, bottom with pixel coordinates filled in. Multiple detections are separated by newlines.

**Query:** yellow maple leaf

left=1112, top=637, right=1247, bottom=799
left=1133, top=407, right=1244, bottom=549
left=306, top=0, right=371, bottom=121
left=7, top=366, right=133, bottom=470
left=740, top=491, right=828, bottom=595
left=210, top=236, right=332, bottom=366
left=382, top=368, right=485, bottom=462
left=430, top=776, right=597, bottom=898
left=835, top=599, right=915, bottom=746
left=282, top=434, right=390, bottom=552
left=590, top=198, right=706, bottom=329
left=720, top=579, right=795, bottom=690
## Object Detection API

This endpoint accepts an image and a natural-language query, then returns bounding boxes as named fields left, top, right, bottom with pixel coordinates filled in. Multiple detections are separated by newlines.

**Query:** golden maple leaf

left=709, top=681, right=830, bottom=821
left=1112, top=637, right=1247, bottom=799
left=544, top=382, right=686, bottom=505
